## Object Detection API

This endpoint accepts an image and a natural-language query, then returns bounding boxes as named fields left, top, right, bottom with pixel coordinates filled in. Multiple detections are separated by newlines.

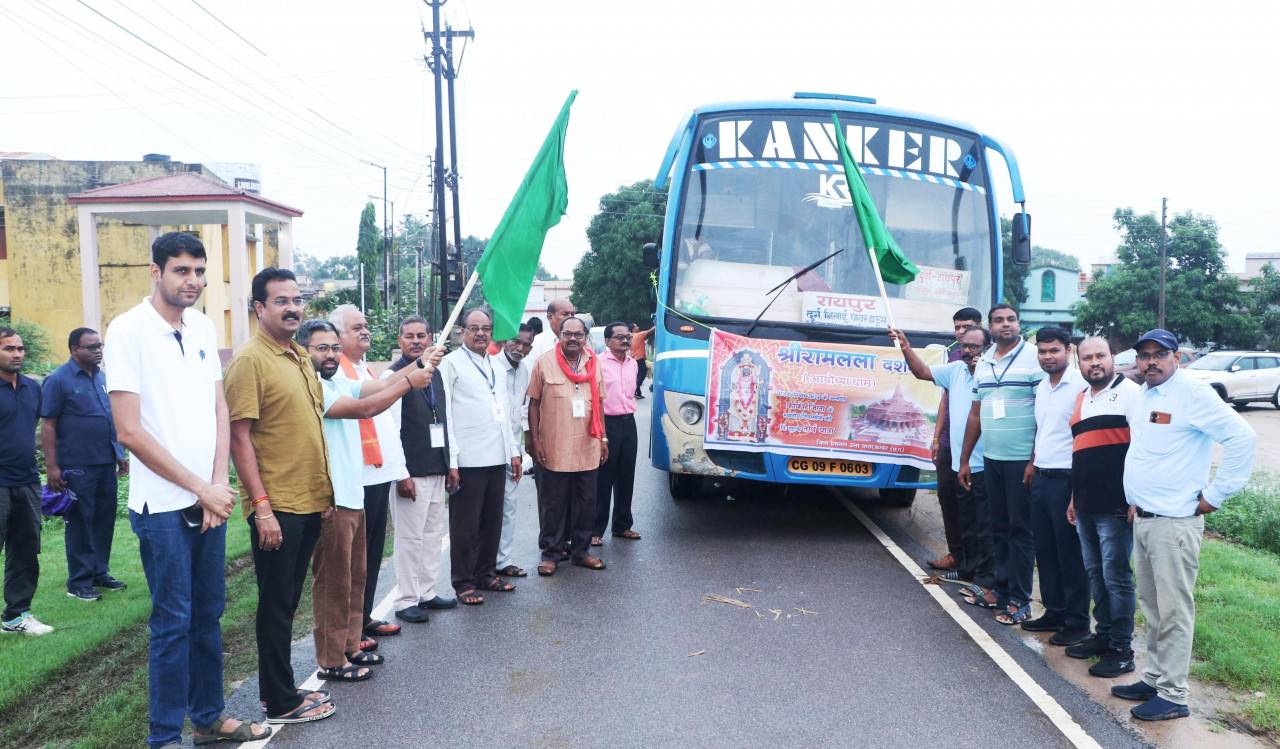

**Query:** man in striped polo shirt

left=958, top=304, right=1044, bottom=625
left=1065, top=337, right=1140, bottom=678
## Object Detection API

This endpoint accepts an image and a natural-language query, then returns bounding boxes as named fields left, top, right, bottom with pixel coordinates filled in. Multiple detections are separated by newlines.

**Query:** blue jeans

left=1076, top=511, right=1135, bottom=650
left=130, top=508, right=227, bottom=748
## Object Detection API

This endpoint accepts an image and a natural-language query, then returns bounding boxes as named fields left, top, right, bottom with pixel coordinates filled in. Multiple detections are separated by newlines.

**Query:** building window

left=1041, top=270, right=1056, bottom=303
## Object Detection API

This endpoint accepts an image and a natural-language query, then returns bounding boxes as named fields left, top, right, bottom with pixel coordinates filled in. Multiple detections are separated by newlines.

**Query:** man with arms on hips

left=106, top=232, right=270, bottom=746
left=385, top=315, right=456, bottom=622
left=328, top=304, right=409, bottom=640
left=958, top=303, right=1044, bottom=626
left=225, top=267, right=336, bottom=725
left=494, top=323, right=536, bottom=579
left=1065, top=337, right=1141, bottom=678
left=1021, top=327, right=1090, bottom=646
left=1, top=327, right=54, bottom=637
left=528, top=316, right=608, bottom=576
left=1112, top=329, right=1255, bottom=721
left=592, top=321, right=643, bottom=547
left=41, top=327, right=130, bottom=602
left=299, top=319, right=435, bottom=681
left=440, top=309, right=523, bottom=605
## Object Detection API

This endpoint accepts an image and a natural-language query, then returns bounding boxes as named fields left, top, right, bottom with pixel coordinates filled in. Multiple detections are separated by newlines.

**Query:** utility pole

left=1158, top=197, right=1168, bottom=329
left=365, top=161, right=390, bottom=309
left=445, top=25, right=472, bottom=265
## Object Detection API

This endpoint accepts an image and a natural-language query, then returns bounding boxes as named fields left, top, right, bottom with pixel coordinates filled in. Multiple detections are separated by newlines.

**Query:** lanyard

left=465, top=349, right=496, bottom=392
left=989, top=341, right=1024, bottom=385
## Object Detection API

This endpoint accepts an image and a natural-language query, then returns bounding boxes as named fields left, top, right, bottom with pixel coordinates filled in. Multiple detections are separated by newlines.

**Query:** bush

left=0, top=315, right=56, bottom=374
left=1207, top=474, right=1280, bottom=556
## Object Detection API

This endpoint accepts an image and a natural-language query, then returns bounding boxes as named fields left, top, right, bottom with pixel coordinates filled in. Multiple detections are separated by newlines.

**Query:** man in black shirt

left=386, top=316, right=454, bottom=622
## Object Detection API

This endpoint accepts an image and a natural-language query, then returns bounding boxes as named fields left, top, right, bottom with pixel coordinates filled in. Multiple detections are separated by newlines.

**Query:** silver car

left=1182, top=351, right=1280, bottom=408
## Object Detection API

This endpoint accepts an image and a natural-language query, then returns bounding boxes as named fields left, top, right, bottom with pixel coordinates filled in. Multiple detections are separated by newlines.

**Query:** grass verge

left=1206, top=472, right=1280, bottom=556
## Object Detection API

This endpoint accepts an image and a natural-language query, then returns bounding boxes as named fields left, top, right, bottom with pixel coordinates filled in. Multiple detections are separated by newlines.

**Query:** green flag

left=832, top=114, right=919, bottom=285
left=476, top=90, right=577, bottom=340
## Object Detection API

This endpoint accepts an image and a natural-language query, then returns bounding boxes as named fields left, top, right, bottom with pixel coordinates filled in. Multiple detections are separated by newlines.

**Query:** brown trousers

left=311, top=507, right=367, bottom=669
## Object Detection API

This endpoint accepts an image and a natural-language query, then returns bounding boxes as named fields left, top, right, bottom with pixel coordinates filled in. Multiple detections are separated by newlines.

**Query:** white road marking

left=237, top=584, right=401, bottom=749
left=837, top=496, right=1102, bottom=749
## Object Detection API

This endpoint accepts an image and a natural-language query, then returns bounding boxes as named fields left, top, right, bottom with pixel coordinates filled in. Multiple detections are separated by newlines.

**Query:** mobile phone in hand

left=179, top=503, right=203, bottom=529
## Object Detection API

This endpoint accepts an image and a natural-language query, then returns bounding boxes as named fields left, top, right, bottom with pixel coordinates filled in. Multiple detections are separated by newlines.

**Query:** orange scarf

left=339, top=354, right=383, bottom=467
left=555, top=343, right=604, bottom=439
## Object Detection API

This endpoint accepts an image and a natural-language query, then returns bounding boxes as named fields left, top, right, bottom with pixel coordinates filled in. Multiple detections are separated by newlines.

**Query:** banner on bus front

left=703, top=330, right=944, bottom=471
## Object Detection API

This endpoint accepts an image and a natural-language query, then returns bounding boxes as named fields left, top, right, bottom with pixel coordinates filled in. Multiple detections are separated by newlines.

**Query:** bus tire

left=879, top=488, right=917, bottom=507
left=668, top=472, right=704, bottom=501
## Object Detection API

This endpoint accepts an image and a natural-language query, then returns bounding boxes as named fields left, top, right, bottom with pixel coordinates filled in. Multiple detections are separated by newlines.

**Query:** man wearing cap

left=1111, top=329, right=1255, bottom=721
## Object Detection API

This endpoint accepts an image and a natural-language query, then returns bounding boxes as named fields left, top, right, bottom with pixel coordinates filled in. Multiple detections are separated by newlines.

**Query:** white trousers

left=390, top=475, right=448, bottom=612
left=496, top=470, right=520, bottom=569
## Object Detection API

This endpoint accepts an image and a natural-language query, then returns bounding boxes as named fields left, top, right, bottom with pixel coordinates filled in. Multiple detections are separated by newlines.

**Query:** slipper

left=359, top=636, right=377, bottom=652
left=318, top=664, right=372, bottom=682
left=613, top=529, right=642, bottom=540
left=363, top=619, right=400, bottom=637
left=266, top=700, right=335, bottom=725
left=346, top=649, right=384, bottom=666
left=193, top=716, right=272, bottom=745
left=482, top=577, right=516, bottom=592
left=572, top=556, right=606, bottom=570
left=537, top=561, right=557, bottom=577
left=590, top=536, right=604, bottom=547
left=459, top=589, right=485, bottom=605
left=259, top=689, right=331, bottom=712
left=496, top=565, right=527, bottom=578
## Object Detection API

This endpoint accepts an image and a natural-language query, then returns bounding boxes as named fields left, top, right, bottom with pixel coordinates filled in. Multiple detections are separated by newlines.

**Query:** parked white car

left=1182, top=351, right=1280, bottom=408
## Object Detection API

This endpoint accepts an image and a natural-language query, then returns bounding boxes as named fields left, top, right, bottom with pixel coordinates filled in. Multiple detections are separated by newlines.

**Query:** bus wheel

left=668, top=473, right=705, bottom=500
left=879, top=488, right=917, bottom=507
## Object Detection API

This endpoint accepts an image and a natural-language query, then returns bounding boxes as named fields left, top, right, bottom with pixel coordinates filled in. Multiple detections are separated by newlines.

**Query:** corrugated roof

left=67, top=172, right=301, bottom=217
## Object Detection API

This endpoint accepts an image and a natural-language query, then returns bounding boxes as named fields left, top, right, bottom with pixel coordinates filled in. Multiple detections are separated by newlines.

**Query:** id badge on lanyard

left=991, top=398, right=1007, bottom=420
left=571, top=398, right=586, bottom=418
left=492, top=399, right=507, bottom=424
left=429, top=424, right=445, bottom=445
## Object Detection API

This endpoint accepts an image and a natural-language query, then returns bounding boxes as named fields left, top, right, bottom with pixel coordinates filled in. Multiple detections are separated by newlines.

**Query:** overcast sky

left=2, top=0, right=1274, bottom=278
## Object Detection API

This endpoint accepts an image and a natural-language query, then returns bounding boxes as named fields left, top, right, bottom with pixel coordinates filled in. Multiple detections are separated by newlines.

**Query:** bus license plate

left=787, top=457, right=872, bottom=477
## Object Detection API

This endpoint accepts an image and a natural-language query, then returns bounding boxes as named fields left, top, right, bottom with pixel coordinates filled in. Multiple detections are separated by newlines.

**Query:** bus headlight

left=678, top=401, right=703, bottom=426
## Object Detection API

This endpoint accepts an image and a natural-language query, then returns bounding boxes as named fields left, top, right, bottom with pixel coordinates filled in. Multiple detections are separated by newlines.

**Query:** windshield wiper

left=745, top=248, right=845, bottom=336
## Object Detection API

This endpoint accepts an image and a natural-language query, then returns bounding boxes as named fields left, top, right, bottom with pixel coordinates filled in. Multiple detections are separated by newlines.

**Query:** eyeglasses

left=270, top=297, right=304, bottom=308
left=464, top=325, right=493, bottom=334
left=308, top=344, right=341, bottom=354
left=560, top=331, right=587, bottom=340
left=1136, top=350, right=1174, bottom=362
left=610, top=334, right=633, bottom=342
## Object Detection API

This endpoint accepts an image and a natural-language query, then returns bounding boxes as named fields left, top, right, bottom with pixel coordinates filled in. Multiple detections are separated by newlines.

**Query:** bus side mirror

left=642, top=242, right=660, bottom=268
left=1011, top=213, right=1032, bottom=265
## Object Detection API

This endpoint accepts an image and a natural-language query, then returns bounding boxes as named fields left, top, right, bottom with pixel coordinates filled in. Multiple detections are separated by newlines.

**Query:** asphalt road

left=228, top=408, right=1147, bottom=748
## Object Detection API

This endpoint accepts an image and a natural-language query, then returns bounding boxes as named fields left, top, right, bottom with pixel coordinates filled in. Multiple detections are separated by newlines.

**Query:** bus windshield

left=670, top=111, right=995, bottom=335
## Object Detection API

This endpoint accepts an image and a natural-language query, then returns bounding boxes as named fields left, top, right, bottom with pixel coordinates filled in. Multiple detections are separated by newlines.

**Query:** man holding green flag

left=470, top=91, right=578, bottom=341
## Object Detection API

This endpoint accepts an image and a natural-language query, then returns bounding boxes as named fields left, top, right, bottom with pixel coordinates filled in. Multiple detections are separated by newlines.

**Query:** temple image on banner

left=715, top=350, right=771, bottom=443
left=846, top=383, right=931, bottom=449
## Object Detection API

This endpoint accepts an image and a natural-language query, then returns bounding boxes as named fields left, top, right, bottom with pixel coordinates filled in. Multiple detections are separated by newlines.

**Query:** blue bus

left=644, top=92, right=1030, bottom=506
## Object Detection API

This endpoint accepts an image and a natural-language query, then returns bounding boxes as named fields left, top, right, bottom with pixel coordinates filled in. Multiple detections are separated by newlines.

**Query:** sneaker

left=2, top=613, right=54, bottom=636
left=67, top=588, right=103, bottom=602
left=1020, top=614, right=1064, bottom=633
left=1131, top=695, right=1190, bottom=721
left=1111, top=680, right=1158, bottom=702
left=394, top=606, right=429, bottom=624
left=1049, top=626, right=1091, bottom=646
left=93, top=575, right=127, bottom=591
left=1065, top=633, right=1110, bottom=659
left=1090, top=649, right=1136, bottom=678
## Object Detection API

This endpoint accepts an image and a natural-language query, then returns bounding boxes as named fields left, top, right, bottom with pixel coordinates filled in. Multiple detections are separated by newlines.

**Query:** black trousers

left=250, top=510, right=322, bottom=717
left=984, top=458, right=1035, bottom=607
left=449, top=465, right=506, bottom=593
left=0, top=484, right=41, bottom=621
left=63, top=464, right=119, bottom=591
left=634, top=360, right=648, bottom=396
left=362, top=481, right=391, bottom=624
left=1030, top=472, right=1090, bottom=629
left=955, top=471, right=995, bottom=589
left=540, top=468, right=597, bottom=563
left=934, top=444, right=962, bottom=559
left=594, top=414, right=638, bottom=536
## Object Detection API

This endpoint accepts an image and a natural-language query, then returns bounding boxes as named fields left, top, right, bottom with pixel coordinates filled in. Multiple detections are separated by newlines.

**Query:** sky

left=1, top=0, right=1275, bottom=279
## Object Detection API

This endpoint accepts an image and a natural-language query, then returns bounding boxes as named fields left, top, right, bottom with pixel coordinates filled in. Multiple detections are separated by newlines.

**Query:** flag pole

left=434, top=270, right=480, bottom=348
left=865, top=244, right=901, bottom=350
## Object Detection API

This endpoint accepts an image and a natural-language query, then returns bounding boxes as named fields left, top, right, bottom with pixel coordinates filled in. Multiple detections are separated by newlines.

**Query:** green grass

left=1206, top=473, right=1280, bottom=556
left=1192, top=538, right=1280, bottom=733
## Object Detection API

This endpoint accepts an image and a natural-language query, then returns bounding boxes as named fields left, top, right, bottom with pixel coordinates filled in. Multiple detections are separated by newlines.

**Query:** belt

left=1134, top=508, right=1178, bottom=519
left=1035, top=468, right=1071, bottom=479
left=604, top=413, right=635, bottom=420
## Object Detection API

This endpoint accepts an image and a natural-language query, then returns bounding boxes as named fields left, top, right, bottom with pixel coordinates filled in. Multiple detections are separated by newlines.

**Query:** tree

left=1030, top=247, right=1081, bottom=272
left=1073, top=208, right=1253, bottom=349
left=1246, top=263, right=1280, bottom=351
left=355, top=202, right=382, bottom=310
left=570, top=180, right=667, bottom=326
left=1001, top=217, right=1029, bottom=309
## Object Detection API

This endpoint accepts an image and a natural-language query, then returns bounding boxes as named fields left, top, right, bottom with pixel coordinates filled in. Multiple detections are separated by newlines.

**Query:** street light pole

left=365, top=161, right=390, bottom=310
left=1158, top=197, right=1168, bottom=330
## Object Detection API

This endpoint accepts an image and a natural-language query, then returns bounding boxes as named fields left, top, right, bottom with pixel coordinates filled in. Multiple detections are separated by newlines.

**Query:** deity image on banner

left=715, top=350, right=771, bottom=443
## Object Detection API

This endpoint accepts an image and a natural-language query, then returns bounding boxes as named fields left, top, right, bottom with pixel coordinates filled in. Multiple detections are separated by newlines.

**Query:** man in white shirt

left=529, top=299, right=575, bottom=363
left=107, top=232, right=269, bottom=746
left=329, top=304, right=409, bottom=639
left=1022, top=327, right=1090, bottom=646
left=441, top=309, right=522, bottom=605
left=495, top=323, right=535, bottom=579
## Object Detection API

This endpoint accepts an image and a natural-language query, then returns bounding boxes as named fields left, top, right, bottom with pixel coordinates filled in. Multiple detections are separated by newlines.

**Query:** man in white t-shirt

left=106, top=232, right=269, bottom=747
left=529, top=298, right=576, bottom=363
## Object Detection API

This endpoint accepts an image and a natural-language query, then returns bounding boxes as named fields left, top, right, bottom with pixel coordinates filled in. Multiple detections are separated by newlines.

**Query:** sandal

left=537, top=561, right=557, bottom=577
left=346, top=649, right=384, bottom=666
left=590, top=536, right=604, bottom=547
left=359, top=636, right=378, bottom=652
left=459, top=589, right=485, bottom=605
left=573, top=555, right=606, bottom=570
left=957, top=583, right=1001, bottom=609
left=318, top=663, right=372, bottom=682
left=995, top=602, right=1032, bottom=625
left=363, top=619, right=401, bottom=637
left=266, top=699, right=336, bottom=725
left=193, top=716, right=272, bottom=745
left=496, top=564, right=527, bottom=578
left=483, top=577, right=516, bottom=592
left=613, top=529, right=641, bottom=540
left=259, top=689, right=330, bottom=712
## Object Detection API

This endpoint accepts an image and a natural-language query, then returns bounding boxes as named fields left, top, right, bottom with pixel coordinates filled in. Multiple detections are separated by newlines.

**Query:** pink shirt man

left=599, top=352, right=637, bottom=416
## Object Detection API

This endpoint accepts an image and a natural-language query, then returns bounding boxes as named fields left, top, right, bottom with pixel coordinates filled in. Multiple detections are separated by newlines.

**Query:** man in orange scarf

left=527, top=316, right=608, bottom=576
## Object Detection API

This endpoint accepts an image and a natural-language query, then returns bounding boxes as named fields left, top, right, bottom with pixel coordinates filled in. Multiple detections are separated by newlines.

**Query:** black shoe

left=1065, top=633, right=1110, bottom=659
left=419, top=596, right=458, bottom=610
left=1049, top=626, right=1091, bottom=646
left=67, top=587, right=102, bottom=602
left=1020, top=614, right=1064, bottom=633
left=1111, top=680, right=1158, bottom=702
left=394, top=606, right=429, bottom=624
left=93, top=575, right=127, bottom=591
left=1090, top=649, right=1136, bottom=678
left=1131, top=696, right=1190, bottom=721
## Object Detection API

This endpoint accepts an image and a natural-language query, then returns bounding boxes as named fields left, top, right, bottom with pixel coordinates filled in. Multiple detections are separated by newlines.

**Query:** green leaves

left=570, top=180, right=667, bottom=327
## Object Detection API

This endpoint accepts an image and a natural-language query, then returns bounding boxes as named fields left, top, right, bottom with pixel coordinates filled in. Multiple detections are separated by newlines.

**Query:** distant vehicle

left=1115, top=347, right=1198, bottom=384
left=1182, top=351, right=1280, bottom=407
left=589, top=325, right=606, bottom=354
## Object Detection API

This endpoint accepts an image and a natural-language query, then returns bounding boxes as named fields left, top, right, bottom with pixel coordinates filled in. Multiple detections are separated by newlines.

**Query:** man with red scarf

left=528, top=316, right=608, bottom=576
